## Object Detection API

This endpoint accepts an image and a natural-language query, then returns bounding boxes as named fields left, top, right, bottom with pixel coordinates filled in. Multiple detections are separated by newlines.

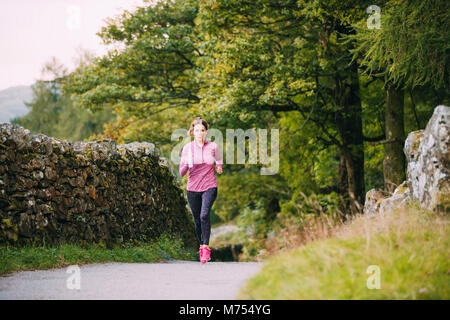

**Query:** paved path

left=0, top=261, right=262, bottom=300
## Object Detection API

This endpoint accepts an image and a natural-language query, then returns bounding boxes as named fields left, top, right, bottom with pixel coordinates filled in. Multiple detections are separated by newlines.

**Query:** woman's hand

left=215, top=166, right=223, bottom=174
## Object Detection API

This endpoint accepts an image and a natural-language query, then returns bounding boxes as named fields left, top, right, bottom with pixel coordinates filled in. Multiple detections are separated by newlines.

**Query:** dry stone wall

left=0, top=123, right=196, bottom=247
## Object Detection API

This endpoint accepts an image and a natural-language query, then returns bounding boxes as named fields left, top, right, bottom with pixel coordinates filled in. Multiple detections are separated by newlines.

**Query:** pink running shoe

left=199, top=246, right=203, bottom=261
left=201, top=246, right=211, bottom=263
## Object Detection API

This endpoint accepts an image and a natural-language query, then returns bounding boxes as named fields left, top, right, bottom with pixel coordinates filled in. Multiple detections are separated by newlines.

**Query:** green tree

left=60, top=0, right=213, bottom=162
left=196, top=0, right=375, bottom=213
left=351, top=0, right=450, bottom=191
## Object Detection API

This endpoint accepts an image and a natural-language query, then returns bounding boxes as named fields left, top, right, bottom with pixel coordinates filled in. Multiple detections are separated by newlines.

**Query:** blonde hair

left=187, top=117, right=209, bottom=136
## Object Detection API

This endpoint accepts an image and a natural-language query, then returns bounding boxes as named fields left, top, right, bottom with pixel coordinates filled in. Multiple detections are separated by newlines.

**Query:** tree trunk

left=338, top=154, right=348, bottom=195
left=336, top=65, right=365, bottom=215
left=338, top=153, right=351, bottom=212
left=383, top=82, right=406, bottom=193
left=340, top=145, right=365, bottom=214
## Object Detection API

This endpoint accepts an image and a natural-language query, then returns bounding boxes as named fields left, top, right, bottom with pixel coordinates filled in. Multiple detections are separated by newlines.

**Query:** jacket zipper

left=191, top=141, right=206, bottom=166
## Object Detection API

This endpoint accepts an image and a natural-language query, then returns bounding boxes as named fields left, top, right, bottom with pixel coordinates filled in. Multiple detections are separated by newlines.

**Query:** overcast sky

left=0, top=0, right=152, bottom=91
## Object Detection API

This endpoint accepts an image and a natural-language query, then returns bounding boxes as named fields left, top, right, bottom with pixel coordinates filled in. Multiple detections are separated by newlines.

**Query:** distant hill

left=0, top=85, right=33, bottom=123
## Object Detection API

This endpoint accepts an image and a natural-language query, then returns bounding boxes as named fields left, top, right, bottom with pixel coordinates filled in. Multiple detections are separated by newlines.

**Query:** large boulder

left=404, top=105, right=450, bottom=212
left=364, top=105, right=450, bottom=215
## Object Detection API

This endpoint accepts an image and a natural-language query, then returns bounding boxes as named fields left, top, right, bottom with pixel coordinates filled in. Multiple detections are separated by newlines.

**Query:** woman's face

left=193, top=123, right=206, bottom=142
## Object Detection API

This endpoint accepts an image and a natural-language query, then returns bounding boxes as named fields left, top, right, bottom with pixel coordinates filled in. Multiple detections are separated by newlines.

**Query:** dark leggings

left=187, top=187, right=218, bottom=246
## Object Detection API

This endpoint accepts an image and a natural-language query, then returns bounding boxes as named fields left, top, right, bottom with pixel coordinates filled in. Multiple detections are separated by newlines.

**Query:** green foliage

left=62, top=0, right=202, bottom=114
left=278, top=111, right=340, bottom=193
left=211, top=169, right=288, bottom=222
left=196, top=0, right=382, bottom=213
left=359, top=75, right=386, bottom=190
left=352, top=0, right=449, bottom=89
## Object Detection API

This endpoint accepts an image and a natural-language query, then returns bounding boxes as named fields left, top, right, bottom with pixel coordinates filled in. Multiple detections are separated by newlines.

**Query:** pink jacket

left=179, top=139, right=223, bottom=192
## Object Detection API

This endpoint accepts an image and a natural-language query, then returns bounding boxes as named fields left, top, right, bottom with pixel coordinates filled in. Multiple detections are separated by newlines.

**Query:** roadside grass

left=0, top=234, right=197, bottom=276
left=238, top=206, right=450, bottom=299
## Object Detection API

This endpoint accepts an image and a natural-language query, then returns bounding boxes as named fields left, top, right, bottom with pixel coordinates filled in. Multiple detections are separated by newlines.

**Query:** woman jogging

left=179, top=117, right=223, bottom=263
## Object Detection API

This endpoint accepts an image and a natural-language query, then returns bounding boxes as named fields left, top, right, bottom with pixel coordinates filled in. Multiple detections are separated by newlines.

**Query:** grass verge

left=238, top=206, right=449, bottom=299
left=0, top=234, right=197, bottom=276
